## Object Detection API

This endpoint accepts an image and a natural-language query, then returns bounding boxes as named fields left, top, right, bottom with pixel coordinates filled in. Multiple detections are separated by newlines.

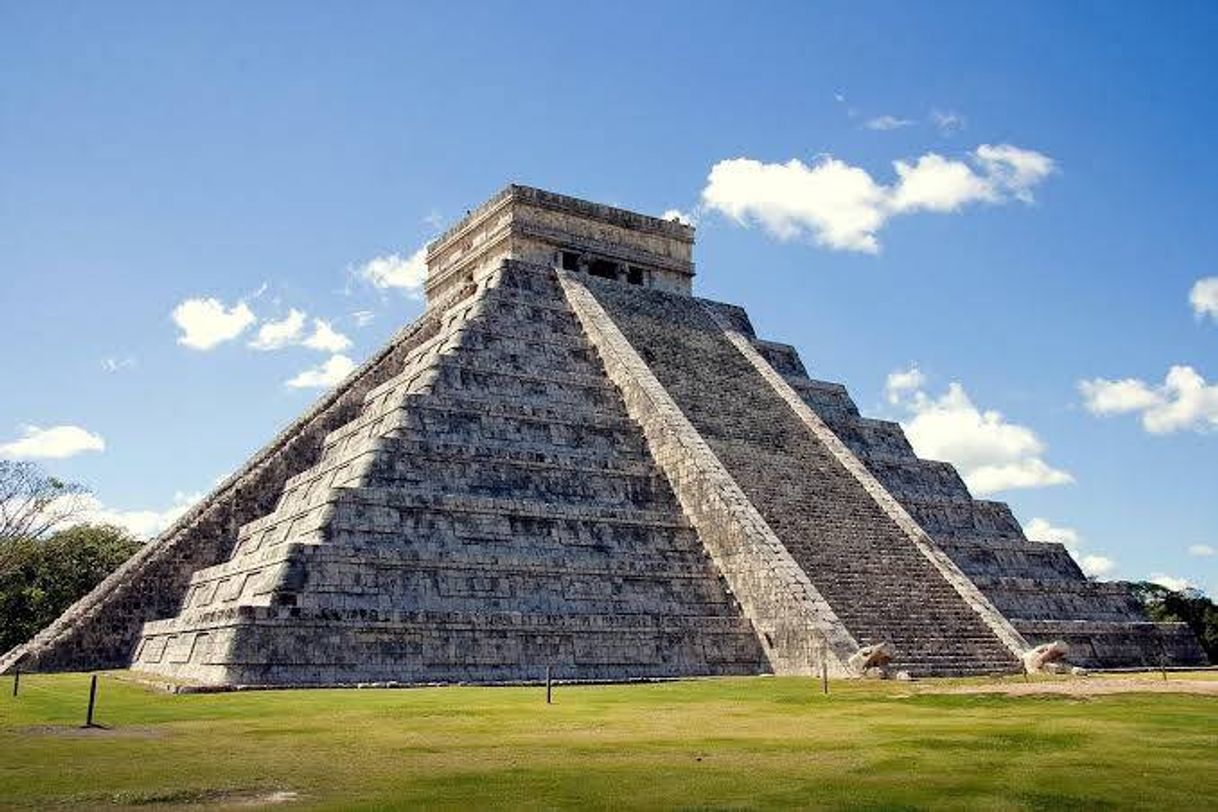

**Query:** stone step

left=821, top=416, right=917, bottom=459
left=785, top=377, right=861, bottom=421
left=751, top=340, right=808, bottom=378
left=191, top=538, right=731, bottom=591
left=331, top=487, right=693, bottom=530
left=935, top=537, right=1086, bottom=583
left=322, top=387, right=646, bottom=457
left=901, top=496, right=1024, bottom=539
left=283, top=433, right=659, bottom=501
left=361, top=454, right=678, bottom=510
left=584, top=278, right=1018, bottom=673
left=862, top=456, right=972, bottom=502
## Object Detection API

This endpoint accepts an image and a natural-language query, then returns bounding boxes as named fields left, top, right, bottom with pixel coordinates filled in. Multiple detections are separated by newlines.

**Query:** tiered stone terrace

left=133, top=263, right=764, bottom=685
left=3, top=184, right=1205, bottom=684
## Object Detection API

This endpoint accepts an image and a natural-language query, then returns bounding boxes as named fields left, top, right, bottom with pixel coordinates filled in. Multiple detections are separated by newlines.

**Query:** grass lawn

left=1, top=672, right=1215, bottom=810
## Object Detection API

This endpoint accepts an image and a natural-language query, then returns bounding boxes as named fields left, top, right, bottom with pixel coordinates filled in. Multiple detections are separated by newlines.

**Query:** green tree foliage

left=1127, top=581, right=1218, bottom=663
left=0, top=523, right=141, bottom=653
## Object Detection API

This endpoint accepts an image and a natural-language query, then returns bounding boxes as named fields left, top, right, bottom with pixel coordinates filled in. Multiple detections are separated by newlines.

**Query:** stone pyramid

left=3, top=186, right=1205, bottom=686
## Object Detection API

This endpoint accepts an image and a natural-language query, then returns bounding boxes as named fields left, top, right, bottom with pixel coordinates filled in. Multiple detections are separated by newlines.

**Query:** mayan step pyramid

left=2, top=185, right=1205, bottom=686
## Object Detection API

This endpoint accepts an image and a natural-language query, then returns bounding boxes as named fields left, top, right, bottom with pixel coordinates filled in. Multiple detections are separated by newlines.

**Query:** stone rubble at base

left=1, top=185, right=1206, bottom=686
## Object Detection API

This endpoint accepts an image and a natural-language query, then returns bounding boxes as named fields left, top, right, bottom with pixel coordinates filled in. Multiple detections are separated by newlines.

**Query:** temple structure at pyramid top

left=1, top=184, right=1206, bottom=686
left=424, top=185, right=697, bottom=302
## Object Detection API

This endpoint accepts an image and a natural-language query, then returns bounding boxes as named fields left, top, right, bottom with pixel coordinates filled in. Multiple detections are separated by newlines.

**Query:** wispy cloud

left=101, top=356, right=136, bottom=373
left=931, top=109, right=966, bottom=135
left=865, top=115, right=914, bottom=131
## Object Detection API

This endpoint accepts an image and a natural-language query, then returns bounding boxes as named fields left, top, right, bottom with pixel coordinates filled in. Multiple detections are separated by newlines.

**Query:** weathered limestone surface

left=582, top=277, right=1023, bottom=676
left=132, top=263, right=764, bottom=685
left=7, top=184, right=1206, bottom=682
left=559, top=271, right=857, bottom=676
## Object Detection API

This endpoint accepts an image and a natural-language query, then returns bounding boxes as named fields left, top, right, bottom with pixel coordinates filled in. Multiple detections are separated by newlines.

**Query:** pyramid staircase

left=580, top=278, right=1023, bottom=677
left=742, top=315, right=1206, bottom=669
left=133, top=263, right=764, bottom=685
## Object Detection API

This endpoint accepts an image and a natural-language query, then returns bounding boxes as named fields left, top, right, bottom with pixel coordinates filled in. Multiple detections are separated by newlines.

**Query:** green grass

left=1, top=672, right=1215, bottom=810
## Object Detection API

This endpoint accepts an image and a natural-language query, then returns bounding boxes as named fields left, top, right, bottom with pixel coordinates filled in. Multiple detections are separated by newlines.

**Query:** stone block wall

left=132, top=262, right=765, bottom=686
left=582, top=275, right=1022, bottom=676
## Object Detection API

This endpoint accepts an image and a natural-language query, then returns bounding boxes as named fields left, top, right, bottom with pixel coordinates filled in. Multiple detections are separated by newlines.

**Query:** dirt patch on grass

left=19, top=724, right=168, bottom=739
left=61, top=787, right=300, bottom=808
left=929, top=676, right=1218, bottom=697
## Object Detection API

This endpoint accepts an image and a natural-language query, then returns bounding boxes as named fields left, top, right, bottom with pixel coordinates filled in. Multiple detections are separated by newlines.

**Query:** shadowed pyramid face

left=5, top=187, right=1206, bottom=686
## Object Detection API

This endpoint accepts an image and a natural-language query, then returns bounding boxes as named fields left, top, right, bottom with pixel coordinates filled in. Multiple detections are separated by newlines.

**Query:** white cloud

left=70, top=490, right=201, bottom=539
left=248, top=310, right=352, bottom=354
left=661, top=209, right=696, bottom=226
left=1025, top=518, right=1116, bottom=578
left=303, top=319, right=352, bottom=353
left=1079, top=365, right=1218, bottom=434
left=1190, top=276, right=1218, bottom=321
left=172, top=297, right=256, bottom=350
left=1188, top=544, right=1215, bottom=557
left=700, top=143, right=1055, bottom=254
left=352, top=310, right=375, bottom=328
left=1077, top=377, right=1161, bottom=415
left=1150, top=573, right=1194, bottom=593
left=974, top=144, right=1057, bottom=203
left=865, top=115, right=914, bottom=131
left=1078, top=554, right=1117, bottom=578
left=703, top=156, right=887, bottom=252
left=884, top=365, right=927, bottom=405
left=249, top=308, right=307, bottom=351
left=359, top=247, right=427, bottom=294
left=1025, top=518, right=1080, bottom=548
left=966, top=458, right=1075, bottom=495
left=0, top=425, right=106, bottom=460
left=101, top=356, right=136, bottom=373
left=887, top=374, right=1073, bottom=495
left=888, top=153, right=996, bottom=213
left=931, top=109, right=965, bottom=135
left=286, top=354, right=356, bottom=389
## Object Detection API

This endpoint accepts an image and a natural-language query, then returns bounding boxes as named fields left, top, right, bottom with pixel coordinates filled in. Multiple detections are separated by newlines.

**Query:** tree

left=1127, top=580, right=1218, bottom=663
left=0, top=523, right=141, bottom=653
left=0, top=460, right=90, bottom=544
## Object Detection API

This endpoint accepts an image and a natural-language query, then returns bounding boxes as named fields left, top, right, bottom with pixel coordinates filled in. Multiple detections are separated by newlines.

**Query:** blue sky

left=2, top=2, right=1215, bottom=593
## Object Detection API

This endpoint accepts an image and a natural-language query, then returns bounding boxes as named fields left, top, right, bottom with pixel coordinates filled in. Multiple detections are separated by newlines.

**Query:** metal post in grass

left=545, top=665, right=552, bottom=705
left=819, top=632, right=829, bottom=695
left=85, top=674, right=98, bottom=728
left=11, top=668, right=17, bottom=697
